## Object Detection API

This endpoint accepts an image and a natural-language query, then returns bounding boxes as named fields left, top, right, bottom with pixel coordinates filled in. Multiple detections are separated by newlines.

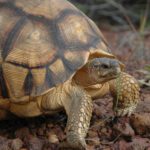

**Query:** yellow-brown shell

left=0, top=0, right=116, bottom=100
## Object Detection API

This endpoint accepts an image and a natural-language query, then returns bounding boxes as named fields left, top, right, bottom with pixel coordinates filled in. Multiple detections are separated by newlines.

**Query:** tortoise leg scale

left=41, top=83, right=93, bottom=149
left=109, top=72, right=140, bottom=116
left=61, top=86, right=93, bottom=149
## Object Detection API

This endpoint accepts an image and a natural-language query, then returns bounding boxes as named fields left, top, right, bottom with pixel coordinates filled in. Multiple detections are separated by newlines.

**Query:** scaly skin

left=109, top=72, right=140, bottom=116
left=0, top=82, right=93, bottom=149
left=65, top=87, right=92, bottom=149
left=85, top=72, right=140, bottom=117
left=41, top=81, right=93, bottom=149
left=0, top=72, right=140, bottom=149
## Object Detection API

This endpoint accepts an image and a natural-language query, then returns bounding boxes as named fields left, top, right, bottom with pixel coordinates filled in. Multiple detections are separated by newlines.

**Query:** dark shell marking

left=0, top=0, right=108, bottom=99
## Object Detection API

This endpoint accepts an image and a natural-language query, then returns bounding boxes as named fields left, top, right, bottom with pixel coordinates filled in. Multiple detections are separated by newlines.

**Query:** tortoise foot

left=115, top=104, right=137, bottom=117
left=59, top=136, right=86, bottom=150
left=66, top=132, right=86, bottom=150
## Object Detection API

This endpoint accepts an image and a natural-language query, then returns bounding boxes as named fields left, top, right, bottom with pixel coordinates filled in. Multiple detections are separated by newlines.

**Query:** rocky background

left=0, top=0, right=150, bottom=150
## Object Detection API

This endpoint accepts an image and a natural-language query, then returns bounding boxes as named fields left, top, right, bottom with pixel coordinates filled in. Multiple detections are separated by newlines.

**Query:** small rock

left=0, top=145, right=11, bottom=150
left=11, top=138, right=23, bottom=150
left=53, top=126, right=66, bottom=141
left=0, top=136, right=8, bottom=144
left=114, top=140, right=129, bottom=150
left=86, top=145, right=95, bottom=150
left=88, top=130, right=98, bottom=137
left=15, top=127, right=30, bottom=139
left=46, top=123, right=54, bottom=128
left=27, top=136, right=44, bottom=150
left=94, top=103, right=103, bottom=117
left=0, top=136, right=11, bottom=150
left=94, top=103, right=107, bottom=117
left=130, top=113, right=150, bottom=136
left=100, top=126, right=112, bottom=138
left=37, top=128, right=44, bottom=136
left=135, top=96, right=150, bottom=113
left=147, top=147, right=150, bottom=150
left=113, top=122, right=135, bottom=137
left=48, top=132, right=59, bottom=144
left=87, top=130, right=100, bottom=145
left=101, top=128, right=107, bottom=134
left=128, top=137, right=150, bottom=150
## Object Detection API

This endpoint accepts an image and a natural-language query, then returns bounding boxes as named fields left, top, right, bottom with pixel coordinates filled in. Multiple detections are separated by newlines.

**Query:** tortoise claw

left=115, top=105, right=137, bottom=117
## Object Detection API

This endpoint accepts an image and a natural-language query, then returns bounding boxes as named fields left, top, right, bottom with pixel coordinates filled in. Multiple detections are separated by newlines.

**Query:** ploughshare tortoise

left=0, top=0, right=140, bottom=149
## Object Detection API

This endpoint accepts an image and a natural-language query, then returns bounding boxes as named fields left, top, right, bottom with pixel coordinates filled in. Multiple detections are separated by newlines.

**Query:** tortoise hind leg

left=109, top=72, right=140, bottom=116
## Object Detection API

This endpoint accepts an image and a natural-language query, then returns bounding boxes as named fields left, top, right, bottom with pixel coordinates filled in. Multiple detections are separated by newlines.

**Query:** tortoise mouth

left=96, top=67, right=121, bottom=83
left=99, top=67, right=121, bottom=77
left=98, top=73, right=119, bottom=82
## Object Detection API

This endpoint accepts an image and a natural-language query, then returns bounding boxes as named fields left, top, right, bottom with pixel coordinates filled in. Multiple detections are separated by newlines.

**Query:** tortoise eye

left=101, top=64, right=109, bottom=69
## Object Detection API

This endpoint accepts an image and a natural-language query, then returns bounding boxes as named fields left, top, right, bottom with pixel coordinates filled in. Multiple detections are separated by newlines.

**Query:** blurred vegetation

left=69, top=0, right=150, bottom=30
left=69, top=0, right=150, bottom=87
left=138, top=65, right=150, bottom=88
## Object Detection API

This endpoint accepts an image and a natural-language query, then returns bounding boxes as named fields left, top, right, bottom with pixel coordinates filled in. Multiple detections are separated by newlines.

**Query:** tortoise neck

left=72, top=65, right=97, bottom=87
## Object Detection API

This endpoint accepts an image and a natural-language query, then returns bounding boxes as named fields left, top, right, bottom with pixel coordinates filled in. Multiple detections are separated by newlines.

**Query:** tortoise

left=0, top=0, right=140, bottom=149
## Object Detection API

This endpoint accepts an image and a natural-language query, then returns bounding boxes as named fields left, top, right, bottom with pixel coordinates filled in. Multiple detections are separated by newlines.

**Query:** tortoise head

left=87, top=57, right=121, bottom=83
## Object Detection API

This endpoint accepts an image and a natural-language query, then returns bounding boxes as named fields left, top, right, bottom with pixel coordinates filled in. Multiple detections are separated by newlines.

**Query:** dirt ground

left=0, top=29, right=149, bottom=150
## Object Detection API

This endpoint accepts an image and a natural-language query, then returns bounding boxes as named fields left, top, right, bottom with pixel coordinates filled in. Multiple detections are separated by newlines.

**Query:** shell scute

left=0, top=0, right=113, bottom=99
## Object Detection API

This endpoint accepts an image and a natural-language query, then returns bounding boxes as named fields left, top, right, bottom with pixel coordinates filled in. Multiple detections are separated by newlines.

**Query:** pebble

left=10, top=138, right=23, bottom=150
left=28, top=136, right=44, bottom=150
left=48, top=132, right=59, bottom=144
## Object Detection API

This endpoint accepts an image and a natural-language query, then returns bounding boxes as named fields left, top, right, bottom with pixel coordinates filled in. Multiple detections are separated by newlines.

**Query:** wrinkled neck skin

left=73, top=65, right=98, bottom=87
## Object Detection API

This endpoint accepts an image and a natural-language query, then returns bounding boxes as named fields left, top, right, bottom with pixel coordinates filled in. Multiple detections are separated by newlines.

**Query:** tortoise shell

left=0, top=0, right=114, bottom=100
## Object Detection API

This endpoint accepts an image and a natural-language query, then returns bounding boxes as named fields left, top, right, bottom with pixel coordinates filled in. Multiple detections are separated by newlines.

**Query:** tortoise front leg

left=109, top=72, right=140, bottom=116
left=62, top=86, right=93, bottom=149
